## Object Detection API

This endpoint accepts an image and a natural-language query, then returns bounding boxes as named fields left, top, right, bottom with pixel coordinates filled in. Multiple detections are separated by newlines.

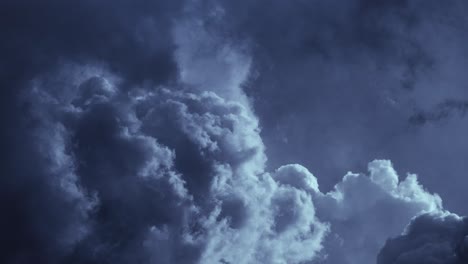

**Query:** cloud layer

left=9, top=23, right=450, bottom=264
left=1, top=1, right=466, bottom=264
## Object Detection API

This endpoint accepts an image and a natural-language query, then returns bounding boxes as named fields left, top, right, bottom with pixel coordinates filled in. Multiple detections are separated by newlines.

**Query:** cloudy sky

left=1, top=1, right=468, bottom=264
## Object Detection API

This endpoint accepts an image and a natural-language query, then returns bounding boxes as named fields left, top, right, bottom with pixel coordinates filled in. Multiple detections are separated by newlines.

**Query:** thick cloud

left=15, top=62, right=447, bottom=264
left=13, top=67, right=194, bottom=264
left=2, top=1, right=467, bottom=264
left=1, top=14, right=333, bottom=262
left=378, top=213, right=468, bottom=264
left=0, top=4, right=185, bottom=260
left=273, top=160, right=443, bottom=264
left=0, top=3, right=224, bottom=262
left=15, top=63, right=330, bottom=263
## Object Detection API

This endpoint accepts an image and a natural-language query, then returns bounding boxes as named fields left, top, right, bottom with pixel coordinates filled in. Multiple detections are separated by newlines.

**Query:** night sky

left=1, top=1, right=468, bottom=263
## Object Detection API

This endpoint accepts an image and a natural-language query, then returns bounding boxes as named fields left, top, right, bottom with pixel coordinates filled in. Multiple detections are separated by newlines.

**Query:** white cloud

left=272, top=159, right=444, bottom=264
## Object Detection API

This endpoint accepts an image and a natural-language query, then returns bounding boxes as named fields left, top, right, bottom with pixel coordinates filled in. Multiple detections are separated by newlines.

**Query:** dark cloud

left=4, top=66, right=197, bottom=264
left=13, top=63, right=328, bottom=263
left=0, top=1, right=184, bottom=262
left=2, top=1, right=468, bottom=264
left=409, top=99, right=468, bottom=126
left=0, top=0, right=182, bottom=91
left=0, top=17, right=330, bottom=261
left=218, top=0, right=430, bottom=62
left=378, top=213, right=468, bottom=264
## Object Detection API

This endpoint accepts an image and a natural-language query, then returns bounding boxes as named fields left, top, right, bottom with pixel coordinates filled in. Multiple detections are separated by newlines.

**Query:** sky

left=1, top=1, right=468, bottom=264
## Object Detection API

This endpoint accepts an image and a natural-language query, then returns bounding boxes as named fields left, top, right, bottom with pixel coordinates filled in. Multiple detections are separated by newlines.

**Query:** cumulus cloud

left=6, top=14, right=334, bottom=262
left=14, top=66, right=449, bottom=264
left=1, top=1, right=466, bottom=264
left=378, top=213, right=468, bottom=264
left=273, top=160, right=443, bottom=264
left=18, top=64, right=330, bottom=263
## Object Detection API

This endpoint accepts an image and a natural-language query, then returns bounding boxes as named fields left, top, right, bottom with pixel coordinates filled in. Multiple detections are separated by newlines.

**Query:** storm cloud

left=378, top=213, right=468, bottom=264
left=12, top=34, right=328, bottom=262
left=1, top=1, right=467, bottom=264
left=8, top=55, right=449, bottom=264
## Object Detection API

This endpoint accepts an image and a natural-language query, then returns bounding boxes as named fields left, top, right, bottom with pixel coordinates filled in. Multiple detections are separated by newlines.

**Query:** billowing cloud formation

left=2, top=1, right=465, bottom=264
left=16, top=58, right=447, bottom=264
left=19, top=62, right=329, bottom=263
left=273, top=160, right=443, bottom=264
left=9, top=16, right=333, bottom=262
left=378, top=213, right=468, bottom=264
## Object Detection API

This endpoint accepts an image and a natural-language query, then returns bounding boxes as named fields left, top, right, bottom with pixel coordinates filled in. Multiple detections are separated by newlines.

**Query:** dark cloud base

left=378, top=213, right=468, bottom=264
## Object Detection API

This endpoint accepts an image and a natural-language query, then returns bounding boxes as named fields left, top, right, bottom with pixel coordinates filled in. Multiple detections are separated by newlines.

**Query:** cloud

left=0, top=0, right=184, bottom=100
left=377, top=213, right=468, bottom=264
left=13, top=66, right=448, bottom=264
left=273, top=160, right=443, bottom=264
left=5, top=15, right=332, bottom=262
left=1, top=2, right=466, bottom=264
left=16, top=63, right=331, bottom=263
left=27, top=66, right=448, bottom=264
left=409, top=99, right=468, bottom=126
left=198, top=0, right=451, bottom=192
